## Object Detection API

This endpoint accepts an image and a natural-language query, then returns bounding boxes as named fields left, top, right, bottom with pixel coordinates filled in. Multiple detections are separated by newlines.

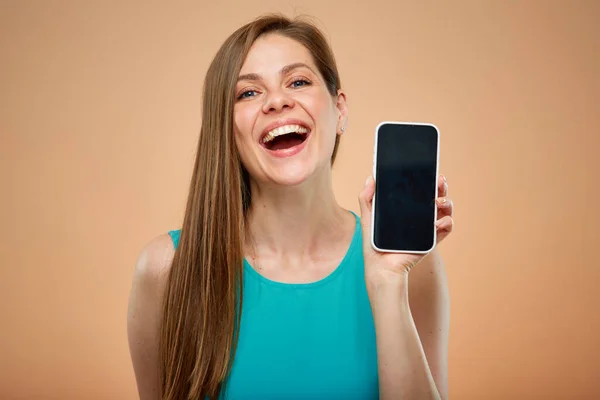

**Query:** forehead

left=239, top=34, right=316, bottom=75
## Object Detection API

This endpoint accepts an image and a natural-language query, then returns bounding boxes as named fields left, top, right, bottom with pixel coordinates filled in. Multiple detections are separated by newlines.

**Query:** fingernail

left=441, top=174, right=447, bottom=183
left=365, top=176, right=370, bottom=187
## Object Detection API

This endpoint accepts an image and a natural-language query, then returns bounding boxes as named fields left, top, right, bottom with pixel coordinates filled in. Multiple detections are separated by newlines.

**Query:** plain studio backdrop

left=1, top=1, right=598, bottom=399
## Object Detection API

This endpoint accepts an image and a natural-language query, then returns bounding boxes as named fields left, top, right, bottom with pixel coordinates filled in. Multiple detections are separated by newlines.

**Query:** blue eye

left=238, top=90, right=257, bottom=99
left=291, top=79, right=311, bottom=88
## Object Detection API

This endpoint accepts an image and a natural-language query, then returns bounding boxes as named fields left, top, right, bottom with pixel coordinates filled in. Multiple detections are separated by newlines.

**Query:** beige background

left=1, top=1, right=599, bottom=399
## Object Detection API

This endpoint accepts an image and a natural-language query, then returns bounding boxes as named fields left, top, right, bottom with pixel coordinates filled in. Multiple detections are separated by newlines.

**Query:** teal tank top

left=168, top=212, right=379, bottom=399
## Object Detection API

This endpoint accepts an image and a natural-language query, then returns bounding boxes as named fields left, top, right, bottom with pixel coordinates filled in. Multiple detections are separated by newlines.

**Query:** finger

left=435, top=215, right=454, bottom=243
left=358, top=175, right=375, bottom=245
left=438, top=174, right=448, bottom=198
left=436, top=197, right=453, bottom=219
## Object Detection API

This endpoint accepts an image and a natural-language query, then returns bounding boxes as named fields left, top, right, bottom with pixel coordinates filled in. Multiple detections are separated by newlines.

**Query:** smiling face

left=233, top=33, right=347, bottom=187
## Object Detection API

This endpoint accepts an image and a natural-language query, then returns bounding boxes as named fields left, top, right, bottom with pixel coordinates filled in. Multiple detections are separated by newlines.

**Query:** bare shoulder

left=135, top=233, right=176, bottom=279
left=127, top=233, right=176, bottom=400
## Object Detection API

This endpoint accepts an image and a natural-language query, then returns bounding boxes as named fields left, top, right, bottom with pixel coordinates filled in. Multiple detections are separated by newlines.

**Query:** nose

left=261, top=88, right=295, bottom=114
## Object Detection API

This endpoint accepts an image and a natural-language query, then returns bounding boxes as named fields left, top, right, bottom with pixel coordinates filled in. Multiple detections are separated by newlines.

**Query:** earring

left=340, top=127, right=345, bottom=133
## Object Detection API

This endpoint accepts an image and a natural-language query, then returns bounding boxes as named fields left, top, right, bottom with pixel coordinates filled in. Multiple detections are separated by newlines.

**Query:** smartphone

left=371, top=121, right=440, bottom=254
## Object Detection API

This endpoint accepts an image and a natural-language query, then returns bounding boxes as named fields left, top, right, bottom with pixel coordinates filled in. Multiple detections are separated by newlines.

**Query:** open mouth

left=260, top=124, right=310, bottom=151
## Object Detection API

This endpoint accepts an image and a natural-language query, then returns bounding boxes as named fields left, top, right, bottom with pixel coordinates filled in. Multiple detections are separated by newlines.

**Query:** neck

left=244, top=169, right=351, bottom=261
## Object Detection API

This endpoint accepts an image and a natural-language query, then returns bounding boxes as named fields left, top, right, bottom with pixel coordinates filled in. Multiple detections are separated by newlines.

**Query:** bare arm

left=127, top=234, right=175, bottom=400
left=408, top=249, right=450, bottom=398
left=368, top=249, right=450, bottom=400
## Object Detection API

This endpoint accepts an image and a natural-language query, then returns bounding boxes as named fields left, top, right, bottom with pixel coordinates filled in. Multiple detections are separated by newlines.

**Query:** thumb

left=358, top=175, right=375, bottom=237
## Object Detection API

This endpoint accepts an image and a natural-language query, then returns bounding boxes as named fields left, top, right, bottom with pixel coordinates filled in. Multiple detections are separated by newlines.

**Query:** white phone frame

left=370, top=121, right=441, bottom=254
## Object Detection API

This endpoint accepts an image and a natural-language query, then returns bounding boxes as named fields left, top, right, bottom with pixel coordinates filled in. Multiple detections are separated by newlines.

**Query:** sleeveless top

left=168, top=212, right=379, bottom=399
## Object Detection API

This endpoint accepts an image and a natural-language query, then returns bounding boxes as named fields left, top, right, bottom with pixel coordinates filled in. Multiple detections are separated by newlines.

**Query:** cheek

left=307, top=93, right=337, bottom=126
left=311, top=99, right=339, bottom=137
left=233, top=106, right=260, bottom=170
left=233, top=106, right=259, bottom=149
left=233, top=106, right=254, bottom=135
left=313, top=101, right=340, bottom=157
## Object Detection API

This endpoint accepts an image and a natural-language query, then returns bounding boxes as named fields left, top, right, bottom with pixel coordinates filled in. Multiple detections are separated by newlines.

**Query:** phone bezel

left=370, top=121, right=441, bottom=254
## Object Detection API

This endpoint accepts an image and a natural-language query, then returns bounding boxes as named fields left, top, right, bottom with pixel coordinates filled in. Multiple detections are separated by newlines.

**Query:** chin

left=269, top=169, right=314, bottom=187
left=261, top=160, right=322, bottom=187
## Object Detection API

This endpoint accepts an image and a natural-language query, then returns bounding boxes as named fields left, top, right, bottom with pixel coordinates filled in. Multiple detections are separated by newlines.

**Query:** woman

left=127, top=13, right=453, bottom=400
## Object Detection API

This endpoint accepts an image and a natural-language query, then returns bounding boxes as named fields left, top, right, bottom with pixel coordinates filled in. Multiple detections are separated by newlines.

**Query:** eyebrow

left=237, top=62, right=314, bottom=82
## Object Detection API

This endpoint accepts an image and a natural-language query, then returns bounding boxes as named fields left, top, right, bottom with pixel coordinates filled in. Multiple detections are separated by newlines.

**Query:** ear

left=335, top=89, right=349, bottom=136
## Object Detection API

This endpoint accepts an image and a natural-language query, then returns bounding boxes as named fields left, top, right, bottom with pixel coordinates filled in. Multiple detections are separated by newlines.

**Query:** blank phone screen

left=373, top=123, right=439, bottom=252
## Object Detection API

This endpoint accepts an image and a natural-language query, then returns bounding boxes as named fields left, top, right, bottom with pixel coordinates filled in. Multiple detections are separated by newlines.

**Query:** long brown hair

left=159, top=14, right=343, bottom=399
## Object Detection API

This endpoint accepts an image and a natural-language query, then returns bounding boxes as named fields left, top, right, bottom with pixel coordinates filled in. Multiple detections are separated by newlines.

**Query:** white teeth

left=262, top=124, right=309, bottom=143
